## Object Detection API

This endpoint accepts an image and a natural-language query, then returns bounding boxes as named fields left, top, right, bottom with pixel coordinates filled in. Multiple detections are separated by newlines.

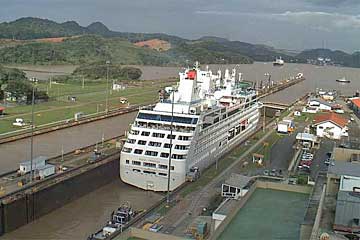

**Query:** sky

left=1, top=0, right=360, bottom=52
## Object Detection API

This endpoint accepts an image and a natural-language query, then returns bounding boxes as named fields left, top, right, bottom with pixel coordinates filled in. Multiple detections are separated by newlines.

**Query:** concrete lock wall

left=0, top=158, right=120, bottom=236
left=0, top=204, right=3, bottom=236
left=32, top=159, right=119, bottom=219
left=256, top=181, right=313, bottom=194
left=2, top=195, right=28, bottom=233
left=128, top=227, right=186, bottom=240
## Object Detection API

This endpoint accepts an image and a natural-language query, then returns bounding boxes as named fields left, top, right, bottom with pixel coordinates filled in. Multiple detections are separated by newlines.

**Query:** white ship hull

left=120, top=104, right=259, bottom=191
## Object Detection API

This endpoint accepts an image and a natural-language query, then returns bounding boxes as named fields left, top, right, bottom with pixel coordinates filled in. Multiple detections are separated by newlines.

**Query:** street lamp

left=166, top=89, right=175, bottom=205
left=105, top=60, right=110, bottom=114
left=29, top=77, right=38, bottom=183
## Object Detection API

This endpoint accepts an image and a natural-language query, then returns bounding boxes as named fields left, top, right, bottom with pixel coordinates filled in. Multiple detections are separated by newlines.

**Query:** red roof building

left=351, top=98, right=360, bottom=109
left=314, top=112, right=347, bottom=128
left=0, top=106, right=5, bottom=114
left=313, top=112, right=348, bottom=139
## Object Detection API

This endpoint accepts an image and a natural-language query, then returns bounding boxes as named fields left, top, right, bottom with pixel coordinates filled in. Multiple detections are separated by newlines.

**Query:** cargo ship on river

left=120, top=63, right=260, bottom=191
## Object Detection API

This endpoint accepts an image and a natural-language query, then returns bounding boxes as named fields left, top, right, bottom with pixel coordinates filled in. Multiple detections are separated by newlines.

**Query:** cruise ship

left=120, top=63, right=261, bottom=191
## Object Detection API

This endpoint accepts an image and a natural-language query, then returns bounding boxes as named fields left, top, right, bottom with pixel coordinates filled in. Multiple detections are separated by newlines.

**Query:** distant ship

left=336, top=77, right=350, bottom=83
left=273, top=57, right=284, bottom=66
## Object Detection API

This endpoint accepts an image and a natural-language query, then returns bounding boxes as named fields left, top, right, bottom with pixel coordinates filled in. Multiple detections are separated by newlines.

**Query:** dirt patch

left=134, top=39, right=171, bottom=51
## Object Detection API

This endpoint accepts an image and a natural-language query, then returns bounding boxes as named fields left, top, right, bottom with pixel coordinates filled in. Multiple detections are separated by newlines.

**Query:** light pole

left=30, top=77, right=37, bottom=183
left=166, top=89, right=175, bottom=205
left=105, top=60, right=110, bottom=114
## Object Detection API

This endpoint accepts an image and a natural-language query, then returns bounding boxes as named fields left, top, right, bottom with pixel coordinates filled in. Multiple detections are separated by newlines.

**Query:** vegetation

left=168, top=41, right=253, bottom=64
left=3, top=17, right=360, bottom=67
left=0, top=35, right=173, bottom=65
left=0, top=65, right=48, bottom=103
left=0, top=17, right=293, bottom=66
left=296, top=48, right=360, bottom=68
left=73, top=63, right=142, bottom=80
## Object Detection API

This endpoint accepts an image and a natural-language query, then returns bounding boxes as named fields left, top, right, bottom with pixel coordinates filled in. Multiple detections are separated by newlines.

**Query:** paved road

left=269, top=132, right=297, bottom=171
left=0, top=111, right=137, bottom=174
left=309, top=139, right=334, bottom=180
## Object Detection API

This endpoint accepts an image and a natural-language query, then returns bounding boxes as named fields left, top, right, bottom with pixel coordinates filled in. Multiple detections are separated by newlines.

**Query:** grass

left=0, top=79, right=174, bottom=134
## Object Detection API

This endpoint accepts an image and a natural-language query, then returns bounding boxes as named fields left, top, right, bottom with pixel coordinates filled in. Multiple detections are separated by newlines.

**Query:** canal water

left=0, top=179, right=162, bottom=240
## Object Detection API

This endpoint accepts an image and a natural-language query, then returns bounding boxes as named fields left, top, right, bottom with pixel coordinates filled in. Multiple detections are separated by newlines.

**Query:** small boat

left=88, top=202, right=136, bottom=240
left=336, top=77, right=350, bottom=83
left=273, top=57, right=284, bottom=66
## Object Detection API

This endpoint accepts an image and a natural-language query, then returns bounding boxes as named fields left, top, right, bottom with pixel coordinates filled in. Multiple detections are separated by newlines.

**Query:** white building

left=19, top=156, right=47, bottom=174
left=313, top=113, right=348, bottom=140
left=221, top=173, right=251, bottom=199
left=277, top=119, right=294, bottom=134
left=308, top=98, right=333, bottom=111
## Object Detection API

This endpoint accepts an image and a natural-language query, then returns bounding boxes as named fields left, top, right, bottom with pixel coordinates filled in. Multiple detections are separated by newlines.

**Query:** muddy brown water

left=0, top=111, right=137, bottom=175
left=0, top=180, right=162, bottom=240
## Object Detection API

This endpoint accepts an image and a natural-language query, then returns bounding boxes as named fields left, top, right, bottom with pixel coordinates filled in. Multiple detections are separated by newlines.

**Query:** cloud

left=272, top=11, right=360, bottom=31
left=306, top=0, right=360, bottom=7
left=194, top=10, right=263, bottom=17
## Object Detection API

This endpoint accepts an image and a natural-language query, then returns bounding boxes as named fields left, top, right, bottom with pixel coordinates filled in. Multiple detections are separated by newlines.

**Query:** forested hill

left=1, top=17, right=360, bottom=67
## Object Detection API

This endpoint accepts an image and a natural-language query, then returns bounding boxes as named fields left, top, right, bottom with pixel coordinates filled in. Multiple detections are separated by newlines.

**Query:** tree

left=120, top=67, right=142, bottom=80
left=5, top=80, right=32, bottom=102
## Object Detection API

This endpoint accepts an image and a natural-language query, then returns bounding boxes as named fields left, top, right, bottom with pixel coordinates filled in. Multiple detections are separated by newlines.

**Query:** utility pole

left=61, top=145, right=64, bottom=162
left=30, top=77, right=37, bottom=183
left=82, top=76, right=85, bottom=89
left=167, top=90, right=175, bottom=205
left=105, top=61, right=110, bottom=114
left=263, top=105, right=266, bottom=132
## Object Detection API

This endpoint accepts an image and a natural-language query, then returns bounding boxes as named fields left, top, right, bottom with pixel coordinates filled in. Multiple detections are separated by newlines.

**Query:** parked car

left=324, top=158, right=331, bottom=166
left=302, top=153, right=313, bottom=157
left=270, top=169, right=277, bottom=176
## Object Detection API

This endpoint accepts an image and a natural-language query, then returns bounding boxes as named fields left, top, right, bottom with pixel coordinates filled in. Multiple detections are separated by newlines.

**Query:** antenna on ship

left=195, top=61, right=200, bottom=69
left=166, top=88, right=175, bottom=205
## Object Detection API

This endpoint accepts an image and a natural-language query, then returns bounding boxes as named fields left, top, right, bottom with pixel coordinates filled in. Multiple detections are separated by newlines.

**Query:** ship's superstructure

left=120, top=63, right=261, bottom=191
left=273, top=57, right=285, bottom=66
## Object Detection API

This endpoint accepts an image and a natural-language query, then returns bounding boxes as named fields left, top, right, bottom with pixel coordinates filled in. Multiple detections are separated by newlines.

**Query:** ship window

left=122, top=147, right=132, bottom=153
left=126, top=139, right=136, bottom=144
left=132, top=161, right=141, bottom=166
left=132, top=169, right=141, bottom=172
left=134, top=149, right=143, bottom=155
left=171, top=166, right=175, bottom=170
left=143, top=170, right=156, bottom=175
left=125, top=160, right=130, bottom=164
left=178, top=136, right=189, bottom=141
left=167, top=134, right=176, bottom=139
left=130, top=130, right=139, bottom=135
left=158, top=173, right=167, bottom=176
left=159, top=164, right=168, bottom=169
left=175, top=145, right=188, bottom=150
left=172, top=154, right=186, bottom=159
left=160, top=153, right=170, bottom=158
left=145, top=151, right=158, bottom=157
left=152, top=132, right=165, bottom=138
left=141, top=131, right=150, bottom=136
left=138, top=140, right=146, bottom=145
left=143, top=162, right=156, bottom=168
left=137, top=113, right=198, bottom=125
left=164, top=143, right=172, bottom=148
left=149, top=141, right=162, bottom=147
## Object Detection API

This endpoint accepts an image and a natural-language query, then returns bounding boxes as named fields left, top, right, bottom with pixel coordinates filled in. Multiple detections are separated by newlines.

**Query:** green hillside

left=0, top=35, right=173, bottom=65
